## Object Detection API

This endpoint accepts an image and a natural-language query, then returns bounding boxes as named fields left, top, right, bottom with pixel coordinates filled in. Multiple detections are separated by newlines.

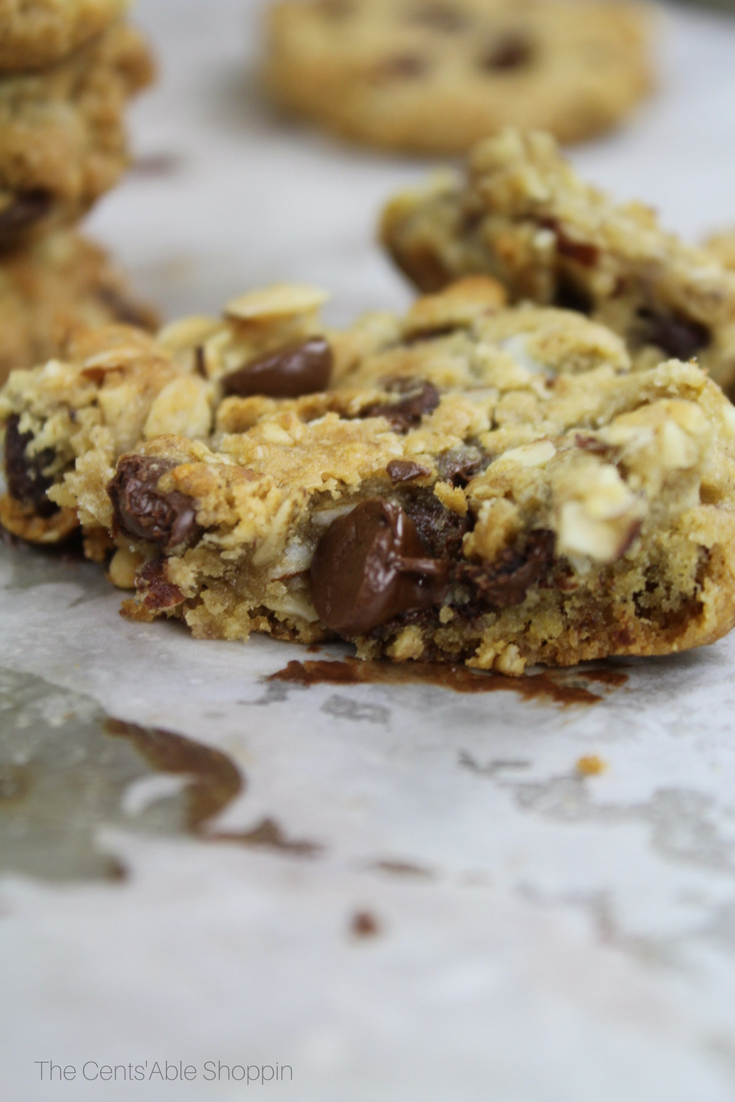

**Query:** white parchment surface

left=3, top=2, right=735, bottom=1099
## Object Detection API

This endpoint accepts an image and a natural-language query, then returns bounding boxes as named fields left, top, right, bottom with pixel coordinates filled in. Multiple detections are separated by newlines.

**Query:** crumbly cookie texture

left=0, top=229, right=156, bottom=387
left=264, top=0, right=653, bottom=153
left=0, top=0, right=127, bottom=72
left=5, top=281, right=735, bottom=673
left=0, top=282, right=336, bottom=545
left=381, top=129, right=735, bottom=396
left=0, top=21, right=154, bottom=246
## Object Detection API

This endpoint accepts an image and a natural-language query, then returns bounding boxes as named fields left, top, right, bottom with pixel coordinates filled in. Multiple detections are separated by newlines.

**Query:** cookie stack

left=0, top=0, right=156, bottom=383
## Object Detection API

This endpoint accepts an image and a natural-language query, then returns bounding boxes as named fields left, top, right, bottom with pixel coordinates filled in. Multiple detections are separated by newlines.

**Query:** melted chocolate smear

left=269, top=657, right=626, bottom=706
left=638, top=309, right=711, bottom=361
left=361, top=379, right=440, bottom=432
left=0, top=190, right=52, bottom=245
left=0, top=668, right=242, bottom=882
left=310, top=498, right=449, bottom=636
left=481, top=32, right=535, bottom=71
left=351, top=910, right=381, bottom=937
left=222, top=336, right=333, bottom=398
left=108, top=454, right=201, bottom=551
left=4, top=414, right=58, bottom=516
left=209, top=817, right=321, bottom=856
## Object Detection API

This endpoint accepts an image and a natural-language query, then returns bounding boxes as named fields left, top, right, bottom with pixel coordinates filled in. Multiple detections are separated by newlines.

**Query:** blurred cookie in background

left=0, top=22, right=155, bottom=249
left=0, top=0, right=128, bottom=72
left=0, top=230, right=157, bottom=385
left=264, top=0, right=655, bottom=154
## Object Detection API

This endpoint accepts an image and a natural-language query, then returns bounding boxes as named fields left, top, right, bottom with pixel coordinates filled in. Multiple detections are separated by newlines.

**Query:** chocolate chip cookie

left=381, top=129, right=735, bottom=397
left=6, top=281, right=735, bottom=673
left=264, top=0, right=653, bottom=153
left=0, top=0, right=127, bottom=72
left=0, top=21, right=154, bottom=246
left=0, top=229, right=156, bottom=387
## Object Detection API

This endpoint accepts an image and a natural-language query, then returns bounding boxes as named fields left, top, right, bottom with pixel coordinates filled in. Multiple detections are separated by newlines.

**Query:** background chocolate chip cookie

left=264, top=0, right=654, bottom=152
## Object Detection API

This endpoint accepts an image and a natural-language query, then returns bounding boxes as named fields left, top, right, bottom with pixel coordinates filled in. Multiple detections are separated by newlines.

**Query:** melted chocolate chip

left=480, top=32, right=535, bottom=71
left=387, top=459, right=431, bottom=483
left=408, top=3, right=468, bottom=32
left=108, top=455, right=200, bottom=551
left=375, top=54, right=431, bottom=80
left=637, top=308, right=711, bottom=361
left=402, top=488, right=469, bottom=559
left=361, top=379, right=440, bottom=433
left=462, top=529, right=555, bottom=607
left=4, top=414, right=57, bottom=516
left=436, top=446, right=487, bottom=486
left=309, top=498, right=449, bottom=636
left=222, top=337, right=333, bottom=398
left=0, top=190, right=53, bottom=246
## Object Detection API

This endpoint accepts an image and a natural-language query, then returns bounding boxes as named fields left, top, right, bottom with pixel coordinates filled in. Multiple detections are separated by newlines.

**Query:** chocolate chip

left=402, top=488, right=469, bottom=559
left=436, top=446, right=486, bottom=486
left=374, top=54, right=431, bottom=80
left=480, top=32, right=535, bottom=71
left=108, top=455, right=200, bottom=551
left=351, top=910, right=381, bottom=937
left=0, top=190, right=52, bottom=246
left=360, top=379, right=440, bottom=433
left=637, top=309, right=711, bottom=361
left=462, top=529, right=554, bottom=607
left=407, top=3, right=468, bottom=32
left=222, top=337, right=333, bottom=398
left=387, top=459, right=431, bottom=483
left=542, top=218, right=599, bottom=268
left=4, top=414, right=57, bottom=516
left=553, top=275, right=594, bottom=315
left=309, top=498, right=449, bottom=636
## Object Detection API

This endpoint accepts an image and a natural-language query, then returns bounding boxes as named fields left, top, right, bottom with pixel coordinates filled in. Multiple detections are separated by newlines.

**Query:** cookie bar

left=105, top=358, right=735, bottom=673
left=0, top=21, right=154, bottom=246
left=264, top=0, right=653, bottom=154
left=8, top=280, right=735, bottom=673
left=381, top=130, right=735, bottom=396
left=0, top=229, right=156, bottom=386
left=0, top=0, right=127, bottom=72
